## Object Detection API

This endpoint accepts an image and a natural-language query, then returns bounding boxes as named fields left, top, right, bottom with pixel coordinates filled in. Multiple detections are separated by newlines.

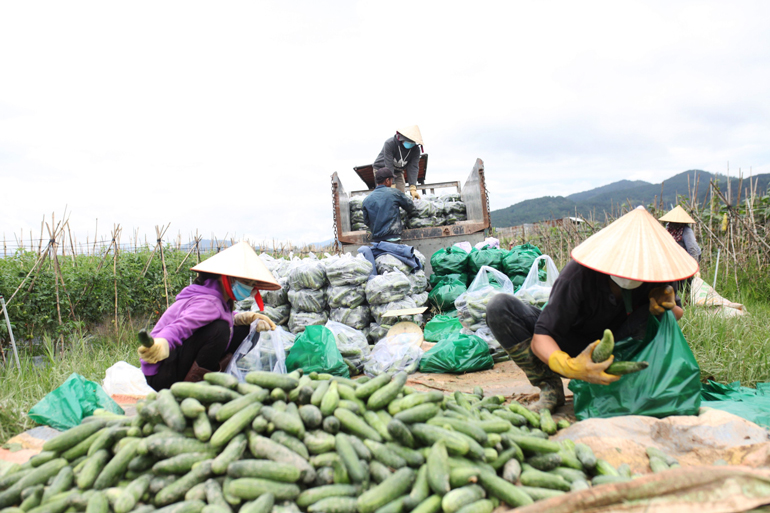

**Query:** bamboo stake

left=113, top=225, right=121, bottom=335
left=156, top=224, right=171, bottom=310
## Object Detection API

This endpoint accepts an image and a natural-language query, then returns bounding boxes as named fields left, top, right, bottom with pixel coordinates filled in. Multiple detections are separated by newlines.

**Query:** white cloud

left=1, top=0, right=769, bottom=249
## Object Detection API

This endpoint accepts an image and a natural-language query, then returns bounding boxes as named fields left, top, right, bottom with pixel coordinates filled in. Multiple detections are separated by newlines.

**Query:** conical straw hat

left=397, top=125, right=423, bottom=145
left=191, top=241, right=281, bottom=290
left=571, top=206, right=698, bottom=282
left=659, top=205, right=695, bottom=224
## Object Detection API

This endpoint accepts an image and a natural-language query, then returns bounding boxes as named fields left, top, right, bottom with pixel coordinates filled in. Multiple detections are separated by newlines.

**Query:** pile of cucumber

left=0, top=369, right=633, bottom=513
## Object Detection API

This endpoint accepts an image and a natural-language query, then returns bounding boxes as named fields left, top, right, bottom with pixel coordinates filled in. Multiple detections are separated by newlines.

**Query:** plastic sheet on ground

left=28, top=373, right=124, bottom=431
left=226, top=327, right=294, bottom=380
left=690, top=274, right=747, bottom=316
left=363, top=332, right=423, bottom=376
left=102, top=361, right=155, bottom=397
left=365, top=271, right=411, bottom=305
left=285, top=325, right=349, bottom=377
left=701, top=380, right=770, bottom=428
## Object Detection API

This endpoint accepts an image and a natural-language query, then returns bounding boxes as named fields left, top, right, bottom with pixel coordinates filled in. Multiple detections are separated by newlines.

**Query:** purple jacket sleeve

left=153, top=297, right=228, bottom=350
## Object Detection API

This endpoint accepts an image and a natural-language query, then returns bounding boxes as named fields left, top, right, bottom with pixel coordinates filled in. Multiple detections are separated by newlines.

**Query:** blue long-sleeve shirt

left=362, top=185, right=416, bottom=242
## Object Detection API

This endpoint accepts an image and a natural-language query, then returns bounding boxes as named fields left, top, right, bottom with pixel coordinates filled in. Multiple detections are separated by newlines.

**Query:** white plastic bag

left=363, top=333, right=423, bottom=377
left=102, top=361, right=155, bottom=396
left=475, top=237, right=500, bottom=250
left=455, top=266, right=514, bottom=331
left=226, top=326, right=295, bottom=381
left=453, top=242, right=473, bottom=254
left=514, top=255, right=559, bottom=307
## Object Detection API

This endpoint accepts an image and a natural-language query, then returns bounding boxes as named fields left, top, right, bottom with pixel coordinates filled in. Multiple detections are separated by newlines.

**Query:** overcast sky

left=1, top=0, right=768, bottom=248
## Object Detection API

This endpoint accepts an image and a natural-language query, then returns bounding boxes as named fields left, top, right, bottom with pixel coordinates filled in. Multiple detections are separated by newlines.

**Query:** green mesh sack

left=430, top=247, right=470, bottom=276
left=468, top=247, right=505, bottom=275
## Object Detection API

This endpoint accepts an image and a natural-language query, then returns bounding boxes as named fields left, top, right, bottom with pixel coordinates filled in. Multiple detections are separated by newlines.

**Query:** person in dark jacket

left=486, top=206, right=698, bottom=412
left=373, top=125, right=423, bottom=199
left=362, top=168, right=417, bottom=242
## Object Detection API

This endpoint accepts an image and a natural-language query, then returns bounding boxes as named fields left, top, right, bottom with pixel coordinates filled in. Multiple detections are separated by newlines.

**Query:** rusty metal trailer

left=331, top=158, right=491, bottom=275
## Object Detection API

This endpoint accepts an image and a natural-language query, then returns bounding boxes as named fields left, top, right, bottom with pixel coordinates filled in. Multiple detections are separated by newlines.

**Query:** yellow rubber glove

left=547, top=340, right=620, bottom=385
left=409, top=185, right=421, bottom=200
left=137, top=337, right=170, bottom=364
left=649, top=285, right=676, bottom=315
left=234, top=312, right=277, bottom=331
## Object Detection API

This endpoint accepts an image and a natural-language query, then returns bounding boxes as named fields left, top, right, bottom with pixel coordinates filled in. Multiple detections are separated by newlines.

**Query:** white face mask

left=610, top=275, right=644, bottom=290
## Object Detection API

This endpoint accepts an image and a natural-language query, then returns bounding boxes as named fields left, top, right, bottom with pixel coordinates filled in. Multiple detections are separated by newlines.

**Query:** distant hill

left=491, top=170, right=770, bottom=227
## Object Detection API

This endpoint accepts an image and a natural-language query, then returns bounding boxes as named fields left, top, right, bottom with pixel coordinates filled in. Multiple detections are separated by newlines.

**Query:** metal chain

left=331, top=178, right=341, bottom=253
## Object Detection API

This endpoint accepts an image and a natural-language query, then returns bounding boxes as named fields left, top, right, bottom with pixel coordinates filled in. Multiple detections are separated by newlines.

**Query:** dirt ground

left=406, top=360, right=576, bottom=422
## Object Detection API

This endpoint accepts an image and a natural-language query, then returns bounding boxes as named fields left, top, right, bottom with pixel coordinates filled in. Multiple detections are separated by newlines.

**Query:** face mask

left=610, top=275, right=644, bottom=290
left=402, top=141, right=415, bottom=149
left=231, top=280, right=254, bottom=301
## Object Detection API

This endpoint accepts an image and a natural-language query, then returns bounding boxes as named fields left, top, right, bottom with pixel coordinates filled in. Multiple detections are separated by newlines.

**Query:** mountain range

left=490, top=170, right=770, bottom=227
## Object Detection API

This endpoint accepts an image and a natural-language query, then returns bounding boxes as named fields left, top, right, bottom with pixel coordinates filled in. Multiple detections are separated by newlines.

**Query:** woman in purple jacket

left=138, top=241, right=281, bottom=390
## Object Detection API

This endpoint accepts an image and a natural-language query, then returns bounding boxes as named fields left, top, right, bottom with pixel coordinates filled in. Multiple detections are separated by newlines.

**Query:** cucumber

left=592, top=475, right=631, bottom=485
left=304, top=430, right=336, bottom=455
left=365, top=439, right=408, bottom=469
left=519, top=486, right=566, bottom=501
left=271, top=388, right=287, bottom=402
left=646, top=447, right=679, bottom=466
left=86, top=491, right=109, bottom=513
left=365, top=411, right=394, bottom=442
left=261, top=406, right=306, bottom=439
left=61, top=428, right=106, bottom=460
left=271, top=431, right=309, bottom=460
left=477, top=470, right=533, bottom=508
left=0, top=458, right=68, bottom=508
left=368, top=372, right=407, bottom=411
left=334, top=408, right=382, bottom=442
left=618, top=463, right=632, bottom=478
left=203, top=372, right=239, bottom=389
left=240, top=493, right=275, bottom=513
left=193, top=412, right=213, bottom=442
left=591, top=329, right=614, bottom=363
left=338, top=399, right=361, bottom=414
left=570, top=479, right=590, bottom=491
left=308, top=497, right=359, bottom=513
left=43, top=420, right=106, bottom=453
left=227, top=478, right=300, bottom=501
left=410, top=495, right=441, bottom=513
left=394, top=403, right=441, bottom=424
left=187, top=482, right=208, bottom=501
left=227, top=460, right=301, bottom=483
left=19, top=486, right=43, bottom=511
left=404, top=464, right=430, bottom=510
left=550, top=467, right=588, bottom=483
left=216, top=392, right=265, bottom=422
left=323, top=417, right=341, bottom=435
left=28, top=450, right=57, bottom=467
left=237, top=382, right=265, bottom=395
left=41, top=465, right=74, bottom=502
left=320, top=381, right=340, bottom=417
left=594, top=459, right=619, bottom=477
left=296, top=484, right=358, bottom=508
left=77, top=450, right=111, bottom=489
left=574, top=443, right=597, bottom=470
left=384, top=420, right=416, bottom=449
left=507, top=402, right=540, bottom=428
left=210, top=402, right=262, bottom=448
left=606, top=361, right=649, bottom=375
left=426, top=417, right=488, bottom=447
left=334, top=457, right=351, bottom=485
left=171, top=382, right=240, bottom=403
left=336, top=433, right=367, bottom=484
left=502, top=459, right=521, bottom=483
left=311, top=380, right=330, bottom=407
left=489, top=446, right=519, bottom=470
left=410, top=424, right=470, bottom=456
left=94, top=438, right=140, bottom=489
left=441, top=485, right=485, bottom=513
left=154, top=453, right=215, bottom=475
left=348, top=435, right=372, bottom=460
left=389, top=391, right=444, bottom=416
left=450, top=466, right=480, bottom=488
left=355, top=373, right=392, bottom=400
left=357, top=467, right=416, bottom=513
left=374, top=497, right=405, bottom=513
left=149, top=437, right=212, bottom=459
left=386, top=443, right=425, bottom=467
left=370, top=459, right=393, bottom=483
left=155, top=500, right=207, bottom=513
left=455, top=499, right=494, bottom=513
left=155, top=461, right=213, bottom=506
left=520, top=468, right=570, bottom=491
left=204, top=479, right=230, bottom=509
left=473, top=419, right=511, bottom=434
left=504, top=434, right=560, bottom=454
left=538, top=409, right=557, bottom=435
left=426, top=441, right=450, bottom=495
left=557, top=419, right=571, bottom=430
left=557, top=448, right=583, bottom=470
left=246, top=432, right=315, bottom=483
left=492, top=410, right=527, bottom=427
left=212, top=433, right=247, bottom=474
left=244, top=371, right=299, bottom=391
left=526, top=453, right=562, bottom=471
left=114, top=474, right=151, bottom=513
left=298, top=405, right=324, bottom=430
left=649, top=456, right=669, bottom=473
left=158, top=389, right=187, bottom=432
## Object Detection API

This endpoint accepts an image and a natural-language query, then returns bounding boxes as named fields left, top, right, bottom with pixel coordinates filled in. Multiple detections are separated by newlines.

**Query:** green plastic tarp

left=423, top=313, right=464, bottom=342
left=28, top=373, right=124, bottom=431
left=285, top=325, right=350, bottom=378
left=428, top=277, right=467, bottom=313
left=430, top=247, right=470, bottom=276
left=419, top=332, right=494, bottom=374
left=701, top=381, right=770, bottom=429
left=570, top=310, right=702, bottom=419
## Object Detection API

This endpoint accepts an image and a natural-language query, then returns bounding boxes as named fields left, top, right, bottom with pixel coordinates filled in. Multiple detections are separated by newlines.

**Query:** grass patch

left=0, top=319, right=141, bottom=442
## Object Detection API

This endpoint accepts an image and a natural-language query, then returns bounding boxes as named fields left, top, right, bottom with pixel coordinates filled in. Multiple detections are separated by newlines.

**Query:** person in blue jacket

left=362, top=168, right=416, bottom=242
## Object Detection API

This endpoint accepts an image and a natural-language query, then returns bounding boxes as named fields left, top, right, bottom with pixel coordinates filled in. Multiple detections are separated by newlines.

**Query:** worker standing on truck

left=486, top=206, right=698, bottom=412
left=137, top=242, right=280, bottom=390
left=374, top=125, right=424, bottom=199
left=362, top=168, right=417, bottom=242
